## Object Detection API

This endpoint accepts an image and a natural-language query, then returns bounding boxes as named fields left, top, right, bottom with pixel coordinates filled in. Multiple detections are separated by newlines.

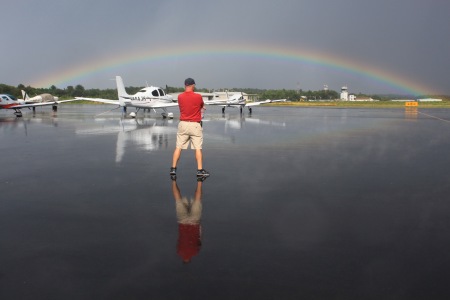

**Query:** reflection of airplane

left=0, top=113, right=59, bottom=136
left=222, top=114, right=286, bottom=131
left=172, top=179, right=203, bottom=264
left=205, top=91, right=286, bottom=114
left=75, top=76, right=178, bottom=119
left=76, top=117, right=177, bottom=163
left=114, top=118, right=176, bottom=163
left=0, top=93, right=74, bottom=117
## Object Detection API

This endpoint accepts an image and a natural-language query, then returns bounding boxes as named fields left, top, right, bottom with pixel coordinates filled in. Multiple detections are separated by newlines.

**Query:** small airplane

left=0, top=93, right=75, bottom=117
left=204, top=91, right=286, bottom=114
left=75, top=76, right=178, bottom=119
left=21, top=90, right=59, bottom=103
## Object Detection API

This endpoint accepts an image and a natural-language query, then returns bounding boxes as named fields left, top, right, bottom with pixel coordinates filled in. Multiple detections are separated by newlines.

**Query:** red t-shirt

left=178, top=91, right=204, bottom=122
left=177, top=224, right=201, bottom=262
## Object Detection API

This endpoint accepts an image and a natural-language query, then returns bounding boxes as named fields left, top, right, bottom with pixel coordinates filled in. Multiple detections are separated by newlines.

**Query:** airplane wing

left=245, top=99, right=287, bottom=106
left=56, top=99, right=79, bottom=103
left=5, top=99, right=77, bottom=109
left=204, top=100, right=238, bottom=105
left=75, top=97, right=120, bottom=105
left=205, top=99, right=286, bottom=107
left=153, top=103, right=179, bottom=108
left=75, top=97, right=179, bottom=108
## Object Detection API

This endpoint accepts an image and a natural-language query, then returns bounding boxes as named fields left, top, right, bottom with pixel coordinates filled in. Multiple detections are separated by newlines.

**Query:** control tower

left=340, top=86, right=348, bottom=100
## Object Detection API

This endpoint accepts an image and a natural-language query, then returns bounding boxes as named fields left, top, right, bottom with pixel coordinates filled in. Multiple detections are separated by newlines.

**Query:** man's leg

left=172, top=148, right=182, bottom=168
left=195, top=149, right=203, bottom=170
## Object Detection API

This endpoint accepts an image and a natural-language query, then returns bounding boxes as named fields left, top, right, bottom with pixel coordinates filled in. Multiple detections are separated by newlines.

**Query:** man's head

left=184, top=78, right=196, bottom=88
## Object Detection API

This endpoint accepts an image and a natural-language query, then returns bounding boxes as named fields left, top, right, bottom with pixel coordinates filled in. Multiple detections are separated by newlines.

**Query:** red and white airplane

left=75, top=76, right=178, bottom=119
left=0, top=93, right=74, bottom=117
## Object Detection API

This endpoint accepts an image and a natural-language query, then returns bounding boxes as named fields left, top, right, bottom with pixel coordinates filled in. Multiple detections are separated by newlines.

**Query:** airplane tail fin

left=116, top=76, right=129, bottom=107
left=21, top=90, right=29, bottom=101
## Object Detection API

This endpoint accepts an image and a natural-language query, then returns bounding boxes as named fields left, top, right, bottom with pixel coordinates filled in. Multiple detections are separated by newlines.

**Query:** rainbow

left=31, top=43, right=436, bottom=95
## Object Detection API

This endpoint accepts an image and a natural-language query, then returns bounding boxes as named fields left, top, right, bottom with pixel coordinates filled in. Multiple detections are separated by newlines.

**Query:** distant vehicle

left=205, top=91, right=286, bottom=114
left=0, top=93, right=74, bottom=117
left=75, top=76, right=178, bottom=119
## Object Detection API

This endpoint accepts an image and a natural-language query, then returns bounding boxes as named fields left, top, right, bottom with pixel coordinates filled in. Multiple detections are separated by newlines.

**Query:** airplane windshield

left=6, top=94, right=18, bottom=101
left=152, top=90, right=159, bottom=97
left=158, top=89, right=165, bottom=96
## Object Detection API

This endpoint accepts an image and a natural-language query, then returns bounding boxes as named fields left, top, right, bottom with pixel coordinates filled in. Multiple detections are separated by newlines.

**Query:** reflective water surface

left=1, top=105, right=450, bottom=299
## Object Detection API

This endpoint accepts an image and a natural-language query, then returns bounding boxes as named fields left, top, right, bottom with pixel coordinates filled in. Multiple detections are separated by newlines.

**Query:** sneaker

left=170, top=167, right=177, bottom=175
left=196, top=169, right=210, bottom=177
left=197, top=176, right=208, bottom=182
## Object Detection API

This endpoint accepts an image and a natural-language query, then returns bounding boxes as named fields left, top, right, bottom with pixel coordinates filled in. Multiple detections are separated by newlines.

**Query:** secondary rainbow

left=32, top=43, right=435, bottom=95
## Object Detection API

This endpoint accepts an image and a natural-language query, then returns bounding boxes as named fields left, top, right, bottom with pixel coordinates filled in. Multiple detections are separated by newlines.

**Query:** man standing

left=171, top=78, right=209, bottom=178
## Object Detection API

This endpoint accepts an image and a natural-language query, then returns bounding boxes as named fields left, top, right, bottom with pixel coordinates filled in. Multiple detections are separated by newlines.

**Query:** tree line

left=2, top=82, right=405, bottom=101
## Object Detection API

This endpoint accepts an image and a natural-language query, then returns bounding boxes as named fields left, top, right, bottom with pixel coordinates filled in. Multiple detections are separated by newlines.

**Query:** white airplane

left=75, top=76, right=178, bottom=119
left=204, top=91, right=286, bottom=114
left=0, top=93, right=74, bottom=117
left=21, top=90, right=59, bottom=103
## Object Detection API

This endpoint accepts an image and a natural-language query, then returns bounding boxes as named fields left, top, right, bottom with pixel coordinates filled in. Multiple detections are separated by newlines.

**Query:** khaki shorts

left=176, top=197, right=202, bottom=224
left=176, top=121, right=203, bottom=150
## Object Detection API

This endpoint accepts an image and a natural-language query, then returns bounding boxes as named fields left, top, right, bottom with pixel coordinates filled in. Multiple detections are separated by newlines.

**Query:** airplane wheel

left=52, top=105, right=57, bottom=112
left=222, top=107, right=225, bottom=114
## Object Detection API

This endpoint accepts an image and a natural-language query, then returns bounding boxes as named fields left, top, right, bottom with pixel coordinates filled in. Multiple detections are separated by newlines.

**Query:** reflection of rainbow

left=32, top=44, right=435, bottom=95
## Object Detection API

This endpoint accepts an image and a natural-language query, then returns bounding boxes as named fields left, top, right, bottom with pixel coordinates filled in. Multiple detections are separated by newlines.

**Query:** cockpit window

left=6, top=94, right=17, bottom=101
left=139, top=89, right=147, bottom=93
left=152, top=90, right=159, bottom=97
left=158, top=89, right=165, bottom=96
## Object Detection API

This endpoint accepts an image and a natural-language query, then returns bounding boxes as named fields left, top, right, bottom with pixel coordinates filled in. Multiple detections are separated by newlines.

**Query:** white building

left=417, top=98, right=442, bottom=102
left=340, top=86, right=349, bottom=100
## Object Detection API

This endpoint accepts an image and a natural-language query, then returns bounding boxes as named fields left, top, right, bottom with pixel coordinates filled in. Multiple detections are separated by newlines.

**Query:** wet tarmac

left=1, top=105, right=450, bottom=299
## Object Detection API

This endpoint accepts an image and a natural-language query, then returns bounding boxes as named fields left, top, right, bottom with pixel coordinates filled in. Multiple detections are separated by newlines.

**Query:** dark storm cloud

left=1, top=0, right=449, bottom=94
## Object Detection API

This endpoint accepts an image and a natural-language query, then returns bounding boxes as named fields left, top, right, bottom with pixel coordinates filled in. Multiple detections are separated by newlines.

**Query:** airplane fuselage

left=0, top=94, right=25, bottom=109
left=24, top=94, right=59, bottom=104
left=123, top=86, right=175, bottom=109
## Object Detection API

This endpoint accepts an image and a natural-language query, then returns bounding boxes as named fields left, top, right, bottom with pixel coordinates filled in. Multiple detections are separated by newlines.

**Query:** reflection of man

left=172, top=179, right=204, bottom=263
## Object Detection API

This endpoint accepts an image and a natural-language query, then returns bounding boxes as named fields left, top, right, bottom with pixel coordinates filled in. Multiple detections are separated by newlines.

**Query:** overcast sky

left=2, top=0, right=449, bottom=95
